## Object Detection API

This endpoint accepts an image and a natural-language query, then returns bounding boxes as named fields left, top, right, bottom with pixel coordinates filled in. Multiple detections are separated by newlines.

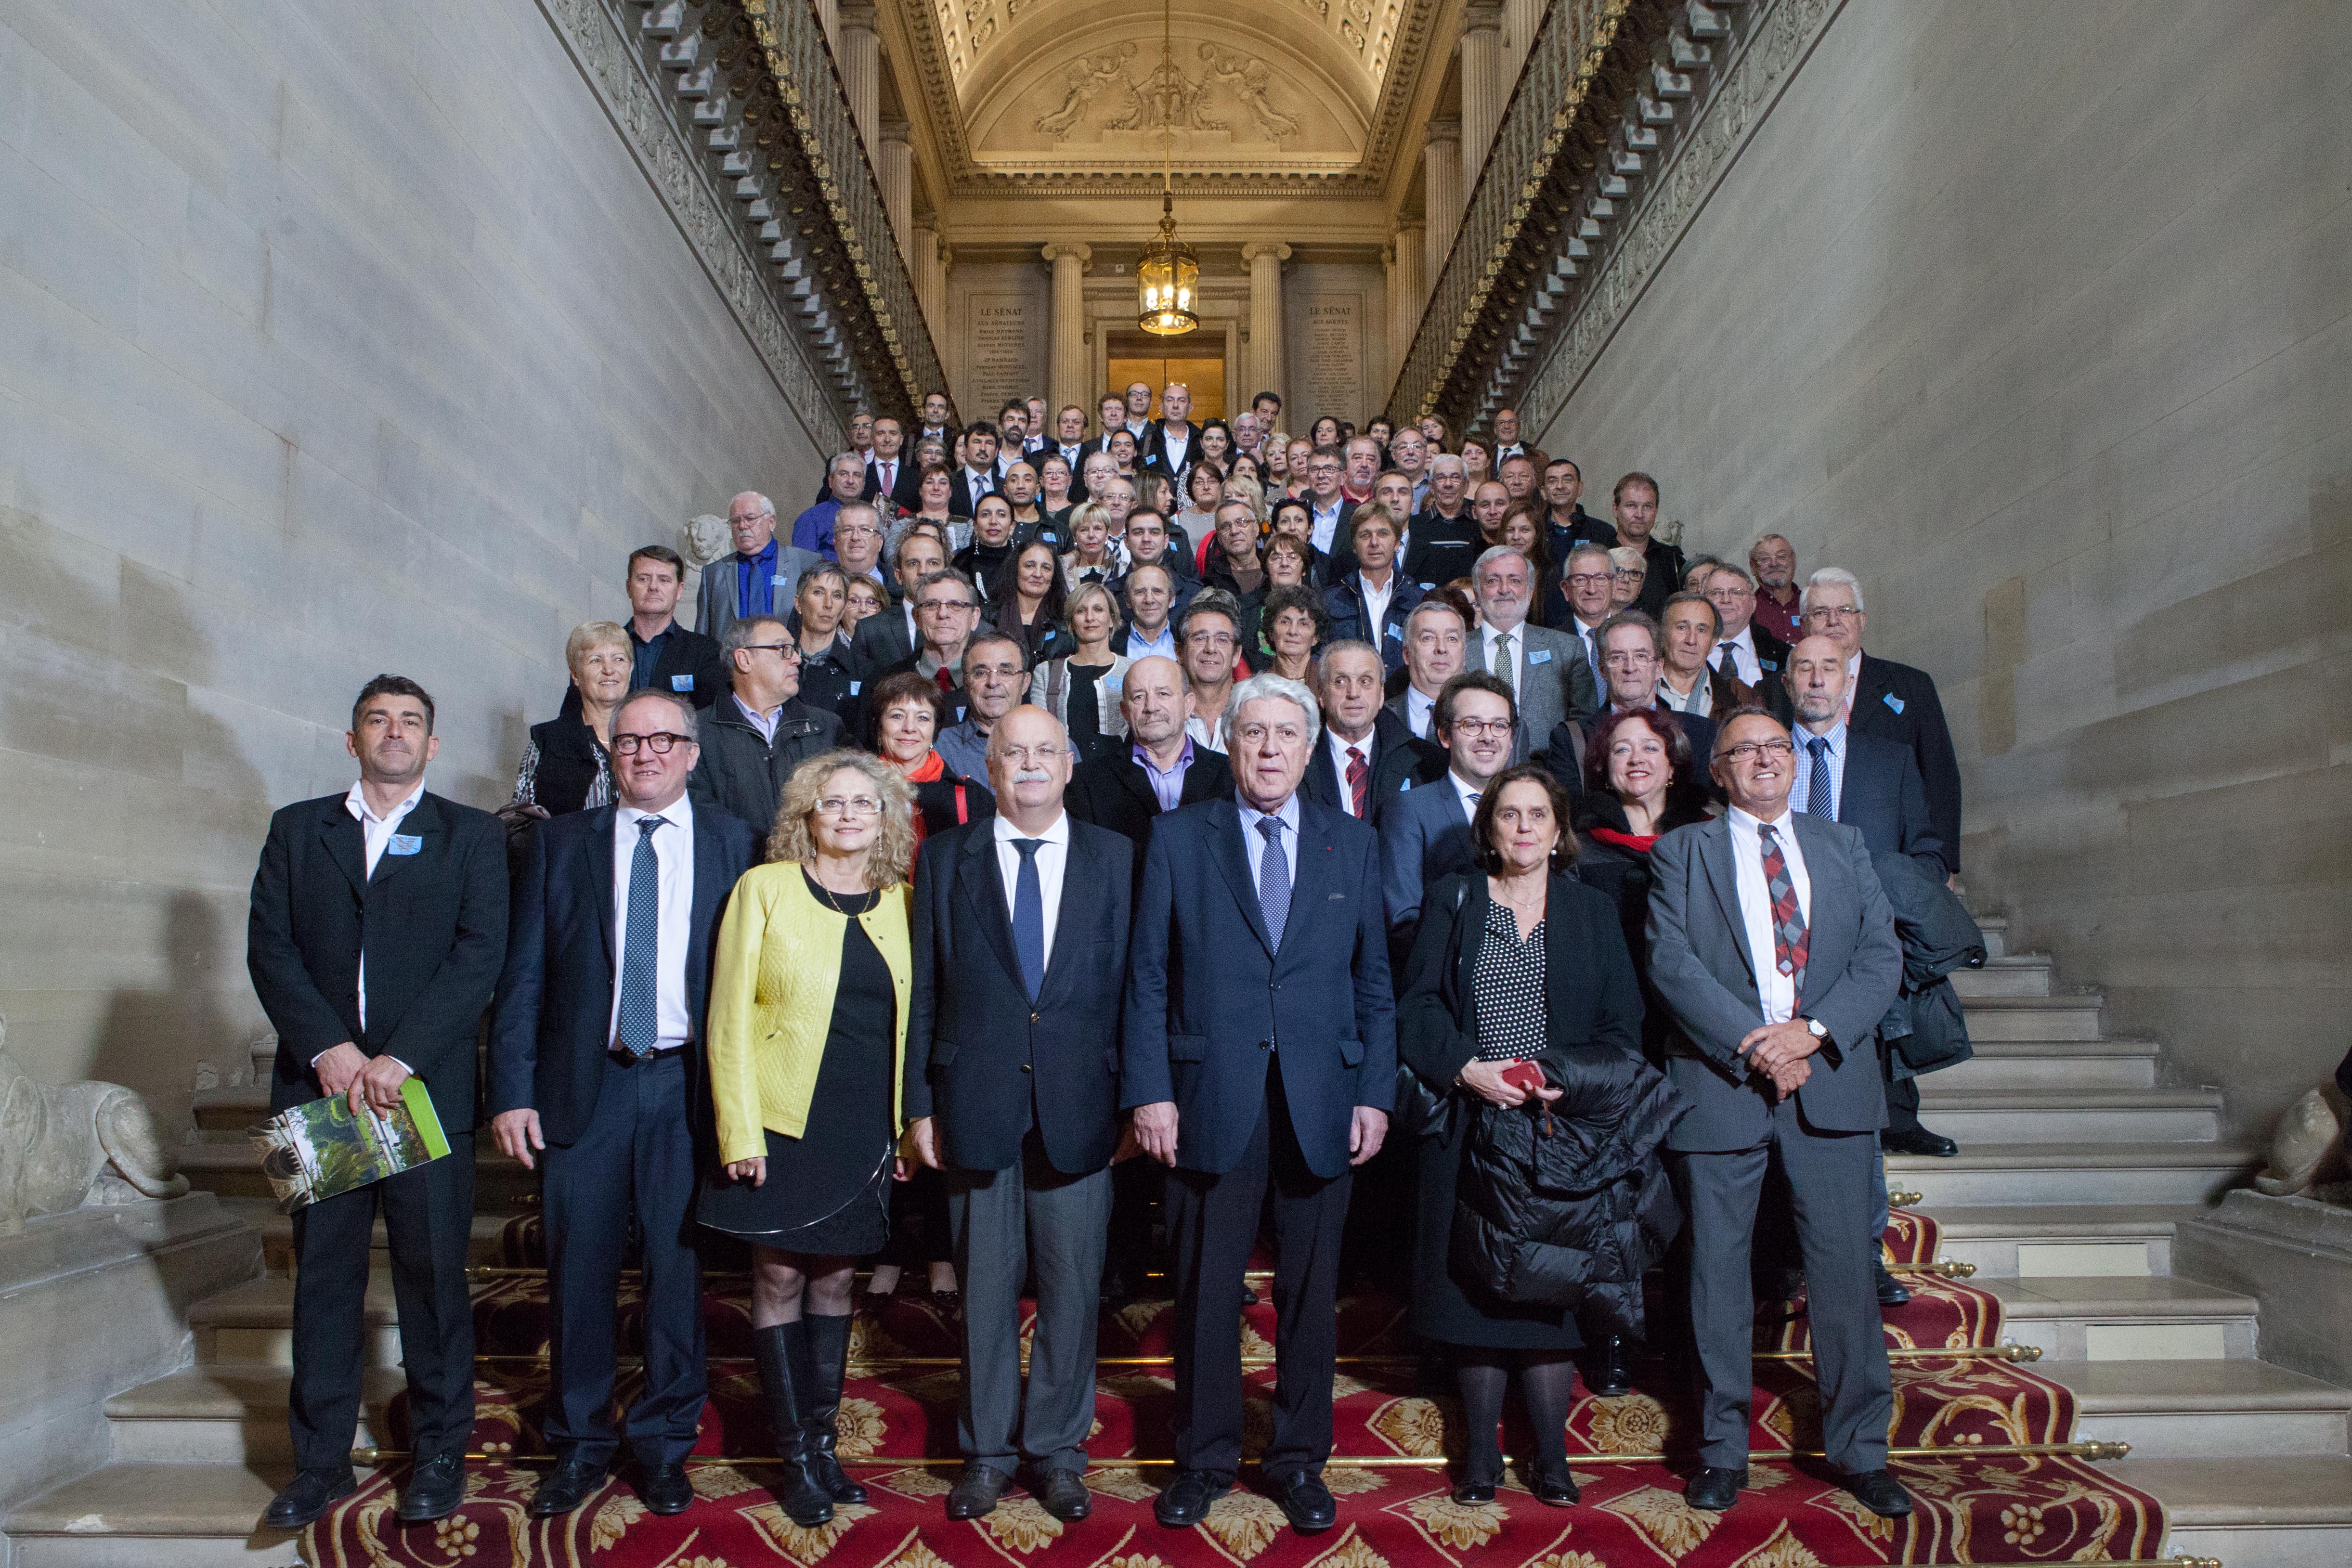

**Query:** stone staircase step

left=1973, top=914, right=2007, bottom=958
left=1910, top=1087, right=2223, bottom=1144
left=1, top=1462, right=301, bottom=1568
left=1923, top=1038, right=2160, bottom=1092
left=1891, top=1142, right=2258, bottom=1206
left=2109, top=1455, right=2352, bottom=1568
left=103, top=1365, right=403, bottom=1465
left=2042, top=1360, right=2352, bottom=1459
left=1953, top=993, right=2104, bottom=1041
left=188, top=1086, right=269, bottom=1135
left=1947, top=954, right=2052, bottom=998
left=1980, top=1275, right=2259, bottom=1361
left=1926, top=1203, right=2204, bottom=1277
left=189, top=1276, right=403, bottom=1368
left=212, top=1197, right=523, bottom=1276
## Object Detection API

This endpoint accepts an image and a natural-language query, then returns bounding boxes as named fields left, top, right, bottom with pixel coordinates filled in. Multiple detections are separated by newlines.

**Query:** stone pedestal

left=2176, top=1190, right=2352, bottom=1387
left=0, top=1194, right=260, bottom=1511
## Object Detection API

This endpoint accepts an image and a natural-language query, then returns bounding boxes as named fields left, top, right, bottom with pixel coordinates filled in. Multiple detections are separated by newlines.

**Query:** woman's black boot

left=753, top=1323, right=835, bottom=1526
left=798, top=1313, right=869, bottom=1503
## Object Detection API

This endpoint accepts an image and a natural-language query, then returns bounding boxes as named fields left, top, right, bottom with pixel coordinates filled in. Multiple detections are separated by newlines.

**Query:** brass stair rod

left=354, top=1438, right=2131, bottom=1466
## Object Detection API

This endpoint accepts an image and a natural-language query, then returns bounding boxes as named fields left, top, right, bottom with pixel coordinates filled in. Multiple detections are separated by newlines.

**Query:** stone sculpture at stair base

left=2254, top=1081, right=2351, bottom=1201
left=0, top=1012, right=191, bottom=1237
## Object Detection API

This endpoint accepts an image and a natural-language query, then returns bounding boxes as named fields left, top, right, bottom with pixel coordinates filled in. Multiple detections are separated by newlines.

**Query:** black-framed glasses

left=743, top=642, right=803, bottom=661
left=611, top=732, right=692, bottom=755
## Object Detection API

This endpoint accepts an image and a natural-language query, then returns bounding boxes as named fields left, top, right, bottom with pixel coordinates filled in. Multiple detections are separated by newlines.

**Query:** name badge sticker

left=671, top=674, right=695, bottom=692
left=386, top=834, right=423, bottom=856
left=848, top=681, right=863, bottom=696
left=1883, top=692, right=1906, bottom=715
left=1528, top=648, right=1553, bottom=665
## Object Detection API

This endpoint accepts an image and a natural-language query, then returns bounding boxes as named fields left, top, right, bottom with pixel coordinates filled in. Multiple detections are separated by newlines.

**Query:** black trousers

left=289, top=1140, right=476, bottom=1471
left=1163, top=1062, right=1351, bottom=1480
left=542, top=1048, right=706, bottom=1467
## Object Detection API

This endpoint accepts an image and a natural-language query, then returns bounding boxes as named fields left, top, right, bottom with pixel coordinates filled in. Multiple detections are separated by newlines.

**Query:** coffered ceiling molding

left=961, top=10, right=1370, bottom=175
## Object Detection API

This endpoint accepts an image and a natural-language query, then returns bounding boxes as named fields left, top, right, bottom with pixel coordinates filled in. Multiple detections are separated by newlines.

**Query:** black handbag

left=1393, top=880, right=1472, bottom=1141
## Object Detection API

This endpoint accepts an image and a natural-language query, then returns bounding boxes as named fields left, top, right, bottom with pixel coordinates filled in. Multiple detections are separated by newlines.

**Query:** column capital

left=880, top=117, right=912, bottom=146
left=837, top=0, right=877, bottom=30
left=1039, top=241, right=1093, bottom=265
left=1392, top=218, right=1427, bottom=237
left=1424, top=116, right=1461, bottom=146
left=1463, top=0, right=1504, bottom=31
left=1240, top=240, right=1294, bottom=266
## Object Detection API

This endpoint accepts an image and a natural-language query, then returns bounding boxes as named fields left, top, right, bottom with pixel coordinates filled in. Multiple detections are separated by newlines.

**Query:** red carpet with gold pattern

left=304, top=1211, right=2168, bottom=1566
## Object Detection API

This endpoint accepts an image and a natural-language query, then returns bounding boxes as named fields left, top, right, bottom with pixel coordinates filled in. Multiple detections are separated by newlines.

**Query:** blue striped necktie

left=616, top=816, right=666, bottom=1056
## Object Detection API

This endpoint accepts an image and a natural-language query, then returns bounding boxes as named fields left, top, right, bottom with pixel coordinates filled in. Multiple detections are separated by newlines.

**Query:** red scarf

left=1590, top=826, right=1660, bottom=855
left=903, top=750, right=947, bottom=784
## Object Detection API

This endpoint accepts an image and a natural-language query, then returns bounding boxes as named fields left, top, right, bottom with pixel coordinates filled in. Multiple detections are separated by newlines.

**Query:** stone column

left=1040, top=241, right=1092, bottom=418
left=1460, top=0, right=1506, bottom=175
left=838, top=1, right=880, bottom=149
left=879, top=120, right=914, bottom=257
left=1241, top=240, right=1293, bottom=415
left=912, top=225, right=947, bottom=353
left=816, top=0, right=838, bottom=47
left=1389, top=221, right=1425, bottom=385
left=1504, top=0, right=1540, bottom=72
left=1422, top=118, right=1461, bottom=285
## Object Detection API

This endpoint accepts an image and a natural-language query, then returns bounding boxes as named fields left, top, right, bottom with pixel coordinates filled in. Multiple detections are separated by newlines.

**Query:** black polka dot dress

left=1473, top=899, right=1547, bottom=1062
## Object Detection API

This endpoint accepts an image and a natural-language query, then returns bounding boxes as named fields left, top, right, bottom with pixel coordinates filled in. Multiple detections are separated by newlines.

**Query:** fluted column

left=1460, top=0, right=1506, bottom=175
left=1040, top=241, right=1092, bottom=418
left=815, top=0, right=838, bottom=46
left=838, top=1, right=880, bottom=149
left=1504, top=0, right=1540, bottom=70
left=912, top=225, right=948, bottom=350
left=1389, top=222, right=1424, bottom=384
left=1241, top=240, right=1293, bottom=416
left=879, top=120, right=914, bottom=257
left=1422, top=118, right=1461, bottom=284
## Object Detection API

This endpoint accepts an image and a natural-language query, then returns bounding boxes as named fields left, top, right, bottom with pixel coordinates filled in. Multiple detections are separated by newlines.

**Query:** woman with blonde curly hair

left=702, top=749, right=916, bottom=1528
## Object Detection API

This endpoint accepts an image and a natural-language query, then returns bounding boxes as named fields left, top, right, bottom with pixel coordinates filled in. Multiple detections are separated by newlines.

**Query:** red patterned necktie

left=1346, top=745, right=1369, bottom=818
left=1759, top=821, right=1808, bottom=987
left=934, top=665, right=955, bottom=695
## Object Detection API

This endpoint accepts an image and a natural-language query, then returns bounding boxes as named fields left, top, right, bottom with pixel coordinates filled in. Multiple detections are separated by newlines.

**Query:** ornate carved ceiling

left=891, top=0, right=1445, bottom=194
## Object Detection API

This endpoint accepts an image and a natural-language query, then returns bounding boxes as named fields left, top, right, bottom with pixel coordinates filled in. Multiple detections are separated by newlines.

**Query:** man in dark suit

left=952, top=424, right=1006, bottom=518
left=916, top=389, right=954, bottom=450
left=1647, top=708, right=1908, bottom=1521
left=862, top=415, right=923, bottom=513
left=905, top=707, right=1134, bottom=1525
left=246, top=676, right=507, bottom=1529
left=1126, top=673, right=1396, bottom=1536
left=1610, top=472, right=1683, bottom=619
left=696, top=491, right=825, bottom=645
left=490, top=691, right=760, bottom=1519
left=1304, top=641, right=1441, bottom=821
left=846, top=531, right=946, bottom=683
left=1800, top=568, right=1964, bottom=875
left=1785, top=635, right=1959, bottom=1188
left=561, top=547, right=728, bottom=718
left=1551, top=613, right=1717, bottom=806
left=1376, top=673, right=1515, bottom=945
left=1702, top=565, right=1793, bottom=723
left=1142, top=382, right=1200, bottom=483
left=1044, top=404, right=1093, bottom=502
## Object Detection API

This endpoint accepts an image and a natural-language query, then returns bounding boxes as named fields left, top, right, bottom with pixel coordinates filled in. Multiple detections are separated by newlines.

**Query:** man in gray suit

left=1461, top=547, right=1597, bottom=764
left=693, top=491, right=825, bottom=644
left=1647, top=707, right=1908, bottom=1521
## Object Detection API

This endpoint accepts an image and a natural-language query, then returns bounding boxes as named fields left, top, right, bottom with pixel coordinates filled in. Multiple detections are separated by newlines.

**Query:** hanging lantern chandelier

left=1136, top=0, right=1198, bottom=336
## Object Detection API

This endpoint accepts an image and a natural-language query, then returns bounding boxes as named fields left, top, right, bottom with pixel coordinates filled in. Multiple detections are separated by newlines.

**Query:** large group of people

left=245, top=387, right=1966, bottom=1541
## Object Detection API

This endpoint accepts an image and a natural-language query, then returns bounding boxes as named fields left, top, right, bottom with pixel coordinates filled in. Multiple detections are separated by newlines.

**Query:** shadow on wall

left=0, top=505, right=271, bottom=1133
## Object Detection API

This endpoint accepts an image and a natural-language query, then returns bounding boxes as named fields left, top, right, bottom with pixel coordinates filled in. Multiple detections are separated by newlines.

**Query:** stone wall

left=1536, top=0, right=2351, bottom=1139
left=0, top=0, right=828, bottom=1117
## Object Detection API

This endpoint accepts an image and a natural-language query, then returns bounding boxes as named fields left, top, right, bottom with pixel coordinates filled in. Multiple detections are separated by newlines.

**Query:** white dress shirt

left=1447, top=769, right=1487, bottom=822
left=872, top=456, right=900, bottom=498
left=1788, top=721, right=1848, bottom=819
left=1479, top=621, right=1525, bottom=694
left=1726, top=804, right=1813, bottom=1025
left=609, top=795, right=696, bottom=1052
left=338, top=780, right=426, bottom=1049
left=1404, top=685, right=1438, bottom=739
left=1712, top=625, right=1763, bottom=686
left=992, top=809, right=1071, bottom=966
left=1184, top=711, right=1227, bottom=754
left=1235, top=792, right=1302, bottom=895
left=1358, top=571, right=1395, bottom=641
left=1325, top=728, right=1376, bottom=816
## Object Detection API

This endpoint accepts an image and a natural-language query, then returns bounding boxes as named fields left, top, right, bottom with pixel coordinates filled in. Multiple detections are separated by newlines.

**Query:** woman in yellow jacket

left=702, top=749, right=914, bottom=1528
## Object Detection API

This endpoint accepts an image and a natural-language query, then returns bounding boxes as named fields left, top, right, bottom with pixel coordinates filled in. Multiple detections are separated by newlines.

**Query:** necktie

left=1716, top=641, right=1740, bottom=678
left=880, top=460, right=894, bottom=494
left=1010, top=839, right=1046, bottom=1001
left=1494, top=632, right=1516, bottom=693
left=1805, top=736, right=1834, bottom=818
left=617, top=816, right=666, bottom=1056
left=1758, top=822, right=1809, bottom=989
left=1345, top=745, right=1369, bottom=818
left=1256, top=817, right=1290, bottom=950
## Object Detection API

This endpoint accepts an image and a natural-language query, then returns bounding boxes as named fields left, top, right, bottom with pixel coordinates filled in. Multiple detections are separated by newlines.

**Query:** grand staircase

left=6, top=914, right=2350, bottom=1565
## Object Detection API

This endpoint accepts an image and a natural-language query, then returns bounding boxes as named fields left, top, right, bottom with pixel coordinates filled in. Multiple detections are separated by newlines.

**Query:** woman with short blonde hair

left=502, top=620, right=631, bottom=824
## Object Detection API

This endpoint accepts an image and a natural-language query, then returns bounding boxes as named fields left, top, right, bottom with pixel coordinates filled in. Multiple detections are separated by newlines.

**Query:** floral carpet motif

left=306, top=1212, right=2168, bottom=1566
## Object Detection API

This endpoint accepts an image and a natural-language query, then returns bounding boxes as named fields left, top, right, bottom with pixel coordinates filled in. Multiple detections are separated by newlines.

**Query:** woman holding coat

left=702, top=750, right=917, bottom=1528
left=1395, top=764, right=1680, bottom=1506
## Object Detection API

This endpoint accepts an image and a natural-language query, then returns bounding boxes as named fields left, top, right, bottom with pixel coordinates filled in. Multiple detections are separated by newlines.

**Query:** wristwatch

left=1802, top=1016, right=1831, bottom=1045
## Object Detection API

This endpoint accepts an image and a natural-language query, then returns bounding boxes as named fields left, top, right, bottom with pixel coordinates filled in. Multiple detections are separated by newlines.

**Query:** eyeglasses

left=1601, top=651, right=1657, bottom=666
left=1446, top=718, right=1514, bottom=739
left=815, top=796, right=884, bottom=817
left=1612, top=566, right=1646, bottom=579
left=611, top=732, right=692, bottom=755
left=743, top=642, right=803, bottom=661
left=1185, top=631, right=1236, bottom=649
left=1565, top=573, right=1611, bottom=588
left=918, top=598, right=976, bottom=614
left=1718, top=739, right=1796, bottom=763
left=1803, top=606, right=1862, bottom=622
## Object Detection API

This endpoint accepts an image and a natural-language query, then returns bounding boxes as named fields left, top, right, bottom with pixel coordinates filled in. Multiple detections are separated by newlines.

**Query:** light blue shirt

left=1235, top=793, right=1302, bottom=900
left=1126, top=623, right=1178, bottom=661
left=1788, top=720, right=1848, bottom=819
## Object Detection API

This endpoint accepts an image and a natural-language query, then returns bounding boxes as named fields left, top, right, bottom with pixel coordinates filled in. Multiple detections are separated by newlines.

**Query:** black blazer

left=1066, top=746, right=1234, bottom=881
left=951, top=468, right=1001, bottom=518
left=488, top=802, right=760, bottom=1145
left=904, top=818, right=1132, bottom=1174
left=1848, top=653, right=1963, bottom=871
left=845, top=599, right=919, bottom=681
left=1302, top=708, right=1443, bottom=818
left=1821, top=729, right=1950, bottom=879
left=247, top=791, right=508, bottom=1134
left=1144, top=422, right=1199, bottom=479
left=866, top=455, right=924, bottom=513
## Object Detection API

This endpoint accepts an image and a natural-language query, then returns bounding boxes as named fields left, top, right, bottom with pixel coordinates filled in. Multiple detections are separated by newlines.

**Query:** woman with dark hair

left=989, top=538, right=1074, bottom=664
left=1460, top=434, right=1493, bottom=490
left=1196, top=417, right=1234, bottom=473
left=1176, top=460, right=1225, bottom=554
left=1396, top=764, right=1673, bottom=1507
left=1309, top=415, right=1343, bottom=447
left=1239, top=532, right=1316, bottom=658
left=956, top=493, right=1020, bottom=598
left=1498, top=504, right=1555, bottom=623
left=1267, top=497, right=1328, bottom=584
left=1107, top=427, right=1140, bottom=476
left=1572, top=707, right=1711, bottom=1063
left=1255, top=582, right=1327, bottom=682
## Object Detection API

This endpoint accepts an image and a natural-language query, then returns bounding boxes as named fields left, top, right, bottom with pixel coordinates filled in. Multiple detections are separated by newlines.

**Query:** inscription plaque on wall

left=1299, top=295, right=1364, bottom=424
left=966, top=295, right=1043, bottom=417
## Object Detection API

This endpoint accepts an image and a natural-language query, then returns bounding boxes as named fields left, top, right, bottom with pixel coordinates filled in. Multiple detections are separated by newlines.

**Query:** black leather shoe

left=397, top=1452, right=467, bottom=1523
left=1841, top=1467, right=1913, bottom=1518
left=1265, top=1471, right=1337, bottom=1533
left=639, top=1464, right=693, bottom=1516
left=1684, top=1466, right=1746, bottom=1512
left=528, top=1458, right=606, bottom=1518
left=1239, top=1284, right=1260, bottom=1307
left=945, top=1464, right=1014, bottom=1520
left=1589, top=1335, right=1634, bottom=1397
left=1884, top=1125, right=1959, bottom=1158
left=1450, top=1475, right=1497, bottom=1505
left=1153, top=1468, right=1232, bottom=1527
left=1037, top=1469, right=1093, bottom=1522
left=263, top=1467, right=356, bottom=1529
left=1874, top=1263, right=1913, bottom=1308
left=1529, top=1459, right=1579, bottom=1506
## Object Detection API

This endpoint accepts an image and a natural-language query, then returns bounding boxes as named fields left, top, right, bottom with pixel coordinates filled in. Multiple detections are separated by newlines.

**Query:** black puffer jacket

left=1450, top=1049, right=1686, bottom=1339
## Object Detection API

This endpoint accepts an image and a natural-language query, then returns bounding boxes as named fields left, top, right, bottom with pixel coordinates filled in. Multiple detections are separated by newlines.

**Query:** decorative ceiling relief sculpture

left=1033, top=44, right=1301, bottom=145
